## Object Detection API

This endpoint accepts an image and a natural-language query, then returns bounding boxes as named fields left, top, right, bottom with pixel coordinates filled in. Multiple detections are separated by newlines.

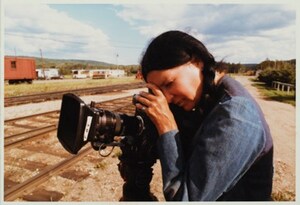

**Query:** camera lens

left=96, top=109, right=144, bottom=137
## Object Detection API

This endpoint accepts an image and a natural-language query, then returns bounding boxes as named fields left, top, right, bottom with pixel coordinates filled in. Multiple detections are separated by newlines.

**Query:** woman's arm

left=157, top=97, right=266, bottom=201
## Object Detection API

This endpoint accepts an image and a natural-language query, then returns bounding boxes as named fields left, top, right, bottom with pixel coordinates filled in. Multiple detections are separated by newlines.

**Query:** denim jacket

left=156, top=75, right=273, bottom=201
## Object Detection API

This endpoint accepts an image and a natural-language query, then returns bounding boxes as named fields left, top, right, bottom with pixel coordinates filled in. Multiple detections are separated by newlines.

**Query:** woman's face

left=146, top=62, right=204, bottom=111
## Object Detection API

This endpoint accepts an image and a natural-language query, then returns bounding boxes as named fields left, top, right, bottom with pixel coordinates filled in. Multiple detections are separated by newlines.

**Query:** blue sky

left=3, top=1, right=297, bottom=65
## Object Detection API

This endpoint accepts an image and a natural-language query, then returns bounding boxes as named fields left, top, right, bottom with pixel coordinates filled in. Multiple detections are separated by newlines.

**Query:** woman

left=134, top=30, right=273, bottom=201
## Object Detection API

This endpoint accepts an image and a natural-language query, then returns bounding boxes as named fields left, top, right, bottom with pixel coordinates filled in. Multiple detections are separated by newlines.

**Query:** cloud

left=117, top=4, right=296, bottom=63
left=4, top=3, right=296, bottom=64
left=117, top=4, right=189, bottom=37
left=199, top=5, right=295, bottom=35
left=5, top=4, right=115, bottom=63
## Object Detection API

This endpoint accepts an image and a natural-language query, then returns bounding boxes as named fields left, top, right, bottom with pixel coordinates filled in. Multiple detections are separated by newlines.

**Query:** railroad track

left=4, top=81, right=146, bottom=107
left=4, top=96, right=136, bottom=201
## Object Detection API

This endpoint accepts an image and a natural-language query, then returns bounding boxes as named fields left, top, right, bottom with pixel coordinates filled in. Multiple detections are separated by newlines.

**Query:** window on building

left=11, top=61, right=16, bottom=69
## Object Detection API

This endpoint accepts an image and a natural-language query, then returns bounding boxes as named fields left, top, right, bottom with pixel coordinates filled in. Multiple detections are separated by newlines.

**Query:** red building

left=5, top=56, right=36, bottom=84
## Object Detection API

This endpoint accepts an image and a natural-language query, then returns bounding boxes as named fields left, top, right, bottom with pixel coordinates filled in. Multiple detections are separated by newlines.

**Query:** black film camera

left=57, top=93, right=146, bottom=155
left=57, top=93, right=160, bottom=201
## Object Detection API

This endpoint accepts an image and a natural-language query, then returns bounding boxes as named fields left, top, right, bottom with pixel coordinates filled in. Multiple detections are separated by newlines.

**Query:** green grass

left=251, top=80, right=295, bottom=106
left=4, top=76, right=142, bottom=97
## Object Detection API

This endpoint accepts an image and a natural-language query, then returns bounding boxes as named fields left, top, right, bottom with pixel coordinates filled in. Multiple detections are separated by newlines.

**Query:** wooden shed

left=5, top=56, right=36, bottom=84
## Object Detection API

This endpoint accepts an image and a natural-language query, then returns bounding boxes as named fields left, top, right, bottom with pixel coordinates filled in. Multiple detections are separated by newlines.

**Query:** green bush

left=258, top=67, right=295, bottom=86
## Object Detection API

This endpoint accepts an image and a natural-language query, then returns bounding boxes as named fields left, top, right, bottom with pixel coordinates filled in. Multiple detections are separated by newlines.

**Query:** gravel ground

left=3, top=76, right=296, bottom=201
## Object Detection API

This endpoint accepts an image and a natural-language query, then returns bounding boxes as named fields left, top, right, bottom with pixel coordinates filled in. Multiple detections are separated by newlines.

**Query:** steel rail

left=5, top=104, right=133, bottom=149
left=4, top=125, right=57, bottom=148
left=5, top=82, right=146, bottom=107
left=5, top=124, right=57, bottom=139
left=4, top=97, right=135, bottom=201
left=4, top=146, right=94, bottom=201
left=5, top=110, right=60, bottom=123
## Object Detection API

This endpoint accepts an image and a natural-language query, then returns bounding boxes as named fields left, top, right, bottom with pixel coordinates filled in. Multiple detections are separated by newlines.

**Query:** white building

left=90, top=69, right=125, bottom=79
left=36, top=68, right=63, bottom=80
left=108, top=69, right=125, bottom=78
left=71, top=69, right=125, bottom=79
left=71, top=69, right=90, bottom=79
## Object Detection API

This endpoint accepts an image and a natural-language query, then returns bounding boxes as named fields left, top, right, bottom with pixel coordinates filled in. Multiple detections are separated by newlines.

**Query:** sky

left=3, top=1, right=297, bottom=65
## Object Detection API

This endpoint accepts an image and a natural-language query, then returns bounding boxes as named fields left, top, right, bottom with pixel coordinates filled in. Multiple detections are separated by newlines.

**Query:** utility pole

left=40, top=48, right=45, bottom=79
left=116, top=53, right=119, bottom=70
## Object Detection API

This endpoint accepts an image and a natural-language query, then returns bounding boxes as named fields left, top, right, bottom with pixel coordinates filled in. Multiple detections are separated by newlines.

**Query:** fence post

left=272, top=81, right=294, bottom=94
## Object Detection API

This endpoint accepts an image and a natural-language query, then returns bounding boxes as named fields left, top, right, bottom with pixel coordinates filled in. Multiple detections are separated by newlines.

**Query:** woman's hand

left=135, top=83, right=178, bottom=136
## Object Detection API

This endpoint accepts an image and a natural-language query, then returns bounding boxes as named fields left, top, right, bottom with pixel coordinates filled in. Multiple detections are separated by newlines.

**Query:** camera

left=57, top=93, right=146, bottom=155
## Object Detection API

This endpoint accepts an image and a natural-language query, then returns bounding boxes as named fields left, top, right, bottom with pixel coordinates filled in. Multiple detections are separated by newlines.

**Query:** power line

left=5, top=32, right=144, bottom=49
left=5, top=32, right=86, bottom=45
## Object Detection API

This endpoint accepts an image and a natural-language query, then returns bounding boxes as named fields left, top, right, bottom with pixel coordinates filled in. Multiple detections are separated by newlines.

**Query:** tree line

left=35, top=56, right=296, bottom=85
left=35, top=57, right=140, bottom=76
left=217, top=59, right=295, bottom=86
left=255, top=59, right=295, bottom=86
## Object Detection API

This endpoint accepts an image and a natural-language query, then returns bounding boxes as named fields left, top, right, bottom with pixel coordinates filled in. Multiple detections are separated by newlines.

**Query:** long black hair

left=140, top=30, right=216, bottom=96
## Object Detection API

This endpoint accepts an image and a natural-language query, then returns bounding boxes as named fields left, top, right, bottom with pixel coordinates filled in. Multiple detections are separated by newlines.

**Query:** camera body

left=57, top=93, right=145, bottom=154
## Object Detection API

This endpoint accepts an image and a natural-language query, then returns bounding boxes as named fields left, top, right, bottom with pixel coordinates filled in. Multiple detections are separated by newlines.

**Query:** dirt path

left=234, top=75, right=296, bottom=200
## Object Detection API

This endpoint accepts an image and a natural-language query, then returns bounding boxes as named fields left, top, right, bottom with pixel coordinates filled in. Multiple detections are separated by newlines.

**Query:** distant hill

left=33, top=57, right=114, bottom=67
left=7, top=55, right=114, bottom=67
